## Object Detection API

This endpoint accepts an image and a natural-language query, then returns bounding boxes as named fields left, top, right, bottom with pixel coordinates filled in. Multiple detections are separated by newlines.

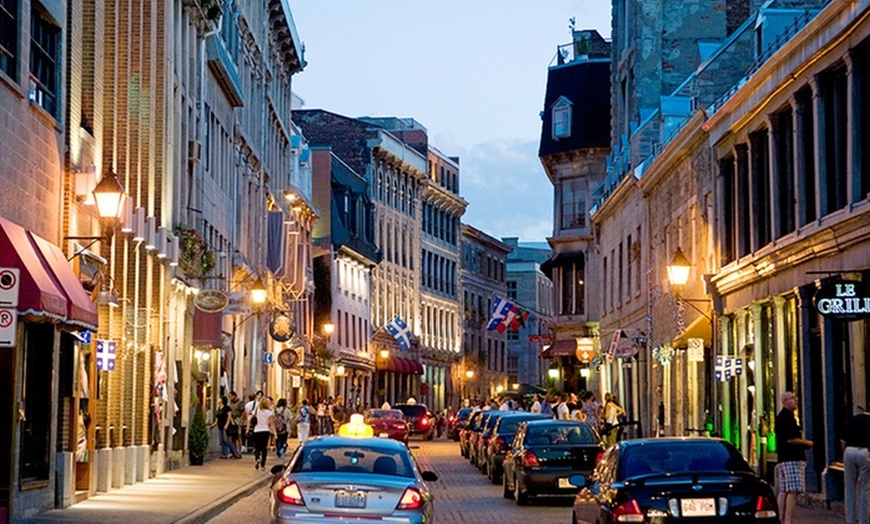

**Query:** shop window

left=20, top=323, right=54, bottom=485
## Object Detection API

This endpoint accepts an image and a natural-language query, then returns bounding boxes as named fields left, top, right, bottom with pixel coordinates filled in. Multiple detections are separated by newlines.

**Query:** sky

left=289, top=1, right=612, bottom=244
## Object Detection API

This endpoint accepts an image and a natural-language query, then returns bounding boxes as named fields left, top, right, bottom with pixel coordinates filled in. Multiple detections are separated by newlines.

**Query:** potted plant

left=188, top=407, right=210, bottom=465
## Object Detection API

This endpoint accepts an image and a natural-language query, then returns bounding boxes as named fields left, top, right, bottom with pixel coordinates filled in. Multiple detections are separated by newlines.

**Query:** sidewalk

left=28, top=450, right=280, bottom=523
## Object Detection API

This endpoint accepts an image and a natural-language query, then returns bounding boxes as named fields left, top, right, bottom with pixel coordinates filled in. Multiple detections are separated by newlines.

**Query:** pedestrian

left=243, top=391, right=261, bottom=453
left=841, top=404, right=870, bottom=524
left=251, top=396, right=274, bottom=471
left=227, top=391, right=244, bottom=454
left=529, top=394, right=542, bottom=414
left=539, top=395, right=554, bottom=417
left=296, top=399, right=311, bottom=442
left=556, top=393, right=571, bottom=420
left=211, top=396, right=240, bottom=459
left=603, top=394, right=627, bottom=446
left=271, top=398, right=290, bottom=458
left=774, top=391, right=813, bottom=524
left=332, top=395, right=349, bottom=427
left=581, top=391, right=603, bottom=431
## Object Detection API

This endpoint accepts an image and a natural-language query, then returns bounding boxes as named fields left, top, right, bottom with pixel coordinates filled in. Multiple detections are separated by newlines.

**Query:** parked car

left=460, top=411, right=484, bottom=458
left=467, top=411, right=495, bottom=466
left=364, top=409, right=410, bottom=444
left=570, top=437, right=779, bottom=523
left=474, top=411, right=513, bottom=473
left=393, top=404, right=434, bottom=440
left=485, top=412, right=550, bottom=484
left=449, top=407, right=473, bottom=441
left=270, top=435, right=438, bottom=522
left=502, top=419, right=604, bottom=505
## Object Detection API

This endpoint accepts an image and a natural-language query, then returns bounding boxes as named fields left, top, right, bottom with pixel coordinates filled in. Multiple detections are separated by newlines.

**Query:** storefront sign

left=528, top=334, right=552, bottom=343
left=575, top=337, right=594, bottom=363
left=194, top=289, right=228, bottom=312
left=813, top=280, right=870, bottom=321
left=278, top=348, right=299, bottom=369
left=269, top=314, right=294, bottom=342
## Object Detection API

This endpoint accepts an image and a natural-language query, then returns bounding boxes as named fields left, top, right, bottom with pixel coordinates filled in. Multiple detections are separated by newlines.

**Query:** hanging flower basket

left=175, top=225, right=216, bottom=277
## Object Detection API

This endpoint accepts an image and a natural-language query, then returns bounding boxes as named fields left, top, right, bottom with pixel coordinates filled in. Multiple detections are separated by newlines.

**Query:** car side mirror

left=569, top=474, right=588, bottom=488
left=270, top=464, right=287, bottom=475
left=421, top=471, right=439, bottom=481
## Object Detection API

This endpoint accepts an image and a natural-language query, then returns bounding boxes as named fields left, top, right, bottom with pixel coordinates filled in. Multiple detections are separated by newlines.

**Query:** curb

left=173, top=471, right=272, bottom=524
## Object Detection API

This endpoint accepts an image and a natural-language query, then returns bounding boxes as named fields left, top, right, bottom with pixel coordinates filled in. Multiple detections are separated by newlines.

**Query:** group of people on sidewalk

left=208, top=391, right=358, bottom=472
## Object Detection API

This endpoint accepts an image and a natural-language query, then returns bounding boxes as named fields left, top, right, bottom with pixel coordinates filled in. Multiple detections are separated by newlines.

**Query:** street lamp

left=250, top=278, right=267, bottom=305
left=666, top=247, right=717, bottom=435
left=323, top=322, right=335, bottom=335
left=92, top=170, right=127, bottom=225
left=465, top=369, right=474, bottom=379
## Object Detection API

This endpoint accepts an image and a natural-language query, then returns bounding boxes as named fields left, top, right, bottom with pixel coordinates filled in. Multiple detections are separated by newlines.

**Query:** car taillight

left=755, top=495, right=777, bottom=519
left=397, top=487, right=424, bottom=510
left=421, top=418, right=429, bottom=426
left=493, top=436, right=505, bottom=450
left=595, top=450, right=604, bottom=464
left=610, top=499, right=644, bottom=523
left=448, top=415, right=455, bottom=422
left=521, top=450, right=540, bottom=468
left=277, top=481, right=305, bottom=506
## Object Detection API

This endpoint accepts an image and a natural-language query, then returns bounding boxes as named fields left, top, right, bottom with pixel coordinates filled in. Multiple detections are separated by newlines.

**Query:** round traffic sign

left=0, top=309, right=14, bottom=328
left=0, top=269, right=16, bottom=291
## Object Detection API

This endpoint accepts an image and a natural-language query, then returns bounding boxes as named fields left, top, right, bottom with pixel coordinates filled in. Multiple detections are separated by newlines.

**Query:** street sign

left=263, top=352, right=274, bottom=365
left=0, top=267, right=20, bottom=307
left=528, top=334, right=552, bottom=343
left=687, top=338, right=705, bottom=362
left=0, top=308, right=17, bottom=347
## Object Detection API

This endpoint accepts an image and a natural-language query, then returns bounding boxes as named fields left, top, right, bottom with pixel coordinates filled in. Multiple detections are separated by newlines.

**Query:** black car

left=393, top=404, right=434, bottom=440
left=485, top=412, right=550, bottom=484
left=460, top=411, right=484, bottom=458
left=474, top=411, right=513, bottom=473
left=468, top=411, right=496, bottom=466
left=571, top=438, right=779, bottom=523
left=503, top=420, right=603, bottom=505
left=449, top=407, right=473, bottom=441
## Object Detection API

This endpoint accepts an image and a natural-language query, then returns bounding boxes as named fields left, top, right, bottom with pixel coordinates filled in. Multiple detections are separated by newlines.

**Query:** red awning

left=408, top=358, right=423, bottom=375
left=0, top=216, right=68, bottom=322
left=376, top=356, right=423, bottom=375
left=541, top=339, right=576, bottom=358
left=397, top=357, right=412, bottom=374
left=29, top=232, right=98, bottom=331
left=193, top=309, right=223, bottom=348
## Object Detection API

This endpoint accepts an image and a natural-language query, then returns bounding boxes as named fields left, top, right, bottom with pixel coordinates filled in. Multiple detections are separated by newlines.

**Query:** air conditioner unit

left=188, top=140, right=202, bottom=164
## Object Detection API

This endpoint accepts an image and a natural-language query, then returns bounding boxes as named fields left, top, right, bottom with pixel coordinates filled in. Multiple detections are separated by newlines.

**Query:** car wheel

left=502, top=470, right=512, bottom=499
left=489, top=460, right=500, bottom=485
left=479, top=456, right=487, bottom=474
left=427, top=431, right=434, bottom=441
left=514, top=474, right=529, bottom=506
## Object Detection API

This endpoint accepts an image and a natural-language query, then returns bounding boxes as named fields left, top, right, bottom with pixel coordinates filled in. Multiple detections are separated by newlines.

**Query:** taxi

left=270, top=414, right=438, bottom=523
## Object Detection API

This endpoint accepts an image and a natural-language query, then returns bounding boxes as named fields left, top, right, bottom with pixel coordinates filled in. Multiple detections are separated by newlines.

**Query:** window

left=507, top=280, right=517, bottom=300
left=20, top=324, right=54, bottom=484
left=552, top=96, right=573, bottom=139
left=0, top=0, right=17, bottom=79
left=30, top=6, right=59, bottom=115
left=561, top=179, right=586, bottom=229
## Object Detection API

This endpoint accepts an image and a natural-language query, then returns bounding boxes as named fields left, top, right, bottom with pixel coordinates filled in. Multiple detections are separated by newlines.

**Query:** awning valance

left=30, top=233, right=98, bottom=330
left=193, top=309, right=223, bottom=348
left=376, top=355, right=423, bottom=375
left=541, top=339, right=576, bottom=358
left=672, top=314, right=713, bottom=348
left=0, top=216, right=69, bottom=323
left=541, top=251, right=585, bottom=277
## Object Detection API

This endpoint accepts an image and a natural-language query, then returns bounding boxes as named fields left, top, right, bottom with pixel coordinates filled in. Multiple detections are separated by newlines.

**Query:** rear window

left=620, top=441, right=753, bottom=479
left=395, top=405, right=426, bottom=418
left=526, top=424, right=597, bottom=445
left=367, top=410, right=403, bottom=420
left=292, top=445, right=415, bottom=478
left=497, top=416, right=543, bottom=435
left=485, top=414, right=505, bottom=429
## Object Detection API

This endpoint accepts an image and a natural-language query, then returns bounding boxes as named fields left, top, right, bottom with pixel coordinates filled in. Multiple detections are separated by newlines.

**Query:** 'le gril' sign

left=813, top=280, right=870, bottom=321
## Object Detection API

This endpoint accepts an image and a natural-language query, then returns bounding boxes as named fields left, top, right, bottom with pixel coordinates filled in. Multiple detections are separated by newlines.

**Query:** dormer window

left=552, top=96, right=573, bottom=139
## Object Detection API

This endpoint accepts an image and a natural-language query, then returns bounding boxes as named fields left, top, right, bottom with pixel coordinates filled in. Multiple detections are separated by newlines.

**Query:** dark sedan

left=485, top=412, right=550, bottom=484
left=459, top=411, right=484, bottom=458
left=467, top=411, right=496, bottom=466
left=503, top=420, right=604, bottom=505
left=571, top=437, right=779, bottom=523
left=474, top=411, right=513, bottom=473
left=449, top=407, right=473, bottom=441
left=393, top=404, right=434, bottom=440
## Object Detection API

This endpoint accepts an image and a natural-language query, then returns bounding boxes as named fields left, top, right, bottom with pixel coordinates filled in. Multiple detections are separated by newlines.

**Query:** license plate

left=335, top=490, right=367, bottom=508
left=681, top=498, right=716, bottom=517
left=379, top=432, right=389, bottom=438
left=558, top=477, right=574, bottom=489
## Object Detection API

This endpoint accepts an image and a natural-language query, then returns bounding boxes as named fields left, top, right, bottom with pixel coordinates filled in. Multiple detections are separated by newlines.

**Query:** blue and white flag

left=96, top=340, right=116, bottom=372
left=714, top=356, right=743, bottom=382
left=386, top=316, right=412, bottom=351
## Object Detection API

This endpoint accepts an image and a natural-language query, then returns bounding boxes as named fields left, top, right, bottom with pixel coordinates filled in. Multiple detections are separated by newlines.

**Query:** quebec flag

left=386, top=316, right=412, bottom=352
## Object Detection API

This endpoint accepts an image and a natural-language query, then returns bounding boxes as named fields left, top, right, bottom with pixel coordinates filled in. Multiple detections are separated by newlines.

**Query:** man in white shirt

left=556, top=393, right=571, bottom=420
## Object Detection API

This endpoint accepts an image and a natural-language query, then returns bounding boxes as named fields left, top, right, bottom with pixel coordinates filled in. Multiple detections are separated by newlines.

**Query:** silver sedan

left=270, top=436, right=438, bottom=523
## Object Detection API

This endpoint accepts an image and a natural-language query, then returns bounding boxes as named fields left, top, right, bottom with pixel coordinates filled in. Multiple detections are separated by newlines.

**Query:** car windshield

left=620, top=441, right=753, bottom=479
left=485, top=413, right=505, bottom=429
left=497, top=416, right=544, bottom=435
left=526, top=424, right=597, bottom=445
left=457, top=408, right=473, bottom=420
left=292, top=445, right=415, bottom=478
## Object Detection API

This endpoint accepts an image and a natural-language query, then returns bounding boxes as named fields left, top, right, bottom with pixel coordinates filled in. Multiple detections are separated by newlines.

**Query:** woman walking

left=212, top=396, right=239, bottom=459
left=271, top=398, right=290, bottom=458
left=251, top=397, right=274, bottom=470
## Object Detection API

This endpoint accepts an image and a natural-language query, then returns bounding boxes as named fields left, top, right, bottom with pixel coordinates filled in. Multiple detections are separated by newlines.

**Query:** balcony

left=205, top=34, right=244, bottom=107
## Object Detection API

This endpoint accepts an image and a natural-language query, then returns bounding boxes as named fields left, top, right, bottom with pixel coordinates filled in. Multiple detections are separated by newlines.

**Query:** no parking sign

left=0, top=308, right=17, bottom=347
left=0, top=267, right=20, bottom=307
